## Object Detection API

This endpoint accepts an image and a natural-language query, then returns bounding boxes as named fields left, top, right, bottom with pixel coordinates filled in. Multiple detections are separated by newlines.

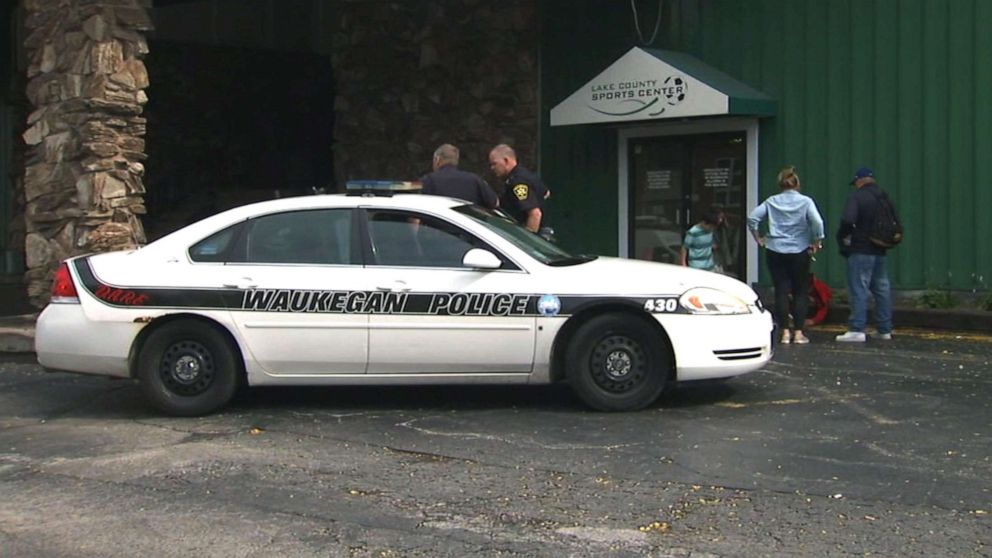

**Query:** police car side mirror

left=462, top=248, right=502, bottom=270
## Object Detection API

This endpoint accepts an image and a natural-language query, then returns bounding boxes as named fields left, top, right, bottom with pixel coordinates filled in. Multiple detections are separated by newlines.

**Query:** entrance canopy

left=550, top=47, right=776, bottom=126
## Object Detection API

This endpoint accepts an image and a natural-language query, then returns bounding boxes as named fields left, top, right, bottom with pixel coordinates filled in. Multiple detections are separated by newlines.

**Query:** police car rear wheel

left=567, top=314, right=669, bottom=411
left=137, top=320, right=240, bottom=417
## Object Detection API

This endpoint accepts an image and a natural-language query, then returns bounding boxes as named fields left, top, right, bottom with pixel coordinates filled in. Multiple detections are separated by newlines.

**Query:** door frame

left=618, top=118, right=760, bottom=286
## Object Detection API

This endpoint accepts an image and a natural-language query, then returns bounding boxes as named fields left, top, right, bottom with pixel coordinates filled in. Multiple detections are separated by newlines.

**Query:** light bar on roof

left=345, top=180, right=422, bottom=193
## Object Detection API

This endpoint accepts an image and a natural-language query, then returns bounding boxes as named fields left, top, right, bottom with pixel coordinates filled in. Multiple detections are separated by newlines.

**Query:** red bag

left=806, top=274, right=832, bottom=326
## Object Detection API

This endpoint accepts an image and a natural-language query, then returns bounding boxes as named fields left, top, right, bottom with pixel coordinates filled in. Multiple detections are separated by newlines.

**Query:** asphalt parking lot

left=0, top=325, right=989, bottom=557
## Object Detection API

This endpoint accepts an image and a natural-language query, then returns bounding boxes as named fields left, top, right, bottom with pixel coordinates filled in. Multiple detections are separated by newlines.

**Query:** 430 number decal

left=643, top=298, right=678, bottom=313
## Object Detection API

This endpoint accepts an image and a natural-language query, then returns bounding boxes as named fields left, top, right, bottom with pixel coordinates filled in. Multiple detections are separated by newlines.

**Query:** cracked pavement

left=0, top=327, right=990, bottom=556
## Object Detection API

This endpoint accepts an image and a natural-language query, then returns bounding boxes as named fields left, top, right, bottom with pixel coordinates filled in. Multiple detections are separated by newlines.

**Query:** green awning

left=550, top=47, right=777, bottom=126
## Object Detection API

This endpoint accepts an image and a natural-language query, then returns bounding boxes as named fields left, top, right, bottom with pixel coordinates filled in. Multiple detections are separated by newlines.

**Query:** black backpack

left=867, top=189, right=903, bottom=248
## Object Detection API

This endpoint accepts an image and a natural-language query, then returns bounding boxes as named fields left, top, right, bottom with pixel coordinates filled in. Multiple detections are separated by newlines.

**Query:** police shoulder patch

left=513, top=183, right=529, bottom=201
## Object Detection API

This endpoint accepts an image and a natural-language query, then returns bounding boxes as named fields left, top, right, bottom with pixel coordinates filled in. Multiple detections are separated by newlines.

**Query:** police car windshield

left=453, top=205, right=596, bottom=266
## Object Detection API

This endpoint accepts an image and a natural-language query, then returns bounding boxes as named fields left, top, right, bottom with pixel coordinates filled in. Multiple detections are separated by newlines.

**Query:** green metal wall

left=540, top=1, right=630, bottom=258
left=541, top=0, right=992, bottom=290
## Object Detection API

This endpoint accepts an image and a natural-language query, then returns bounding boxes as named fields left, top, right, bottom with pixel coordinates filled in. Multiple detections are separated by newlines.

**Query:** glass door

left=628, top=131, right=746, bottom=278
left=629, top=137, right=689, bottom=266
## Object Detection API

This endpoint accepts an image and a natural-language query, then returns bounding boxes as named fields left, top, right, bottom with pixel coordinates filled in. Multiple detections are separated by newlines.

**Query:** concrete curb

left=823, top=305, right=992, bottom=333
left=0, top=313, right=38, bottom=354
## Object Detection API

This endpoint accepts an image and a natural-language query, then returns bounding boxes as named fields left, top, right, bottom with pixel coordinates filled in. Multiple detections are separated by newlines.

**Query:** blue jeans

left=846, top=253, right=893, bottom=333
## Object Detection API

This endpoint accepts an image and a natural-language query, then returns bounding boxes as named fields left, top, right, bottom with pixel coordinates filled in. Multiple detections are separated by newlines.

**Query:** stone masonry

left=21, top=0, right=152, bottom=307
left=330, top=0, right=539, bottom=188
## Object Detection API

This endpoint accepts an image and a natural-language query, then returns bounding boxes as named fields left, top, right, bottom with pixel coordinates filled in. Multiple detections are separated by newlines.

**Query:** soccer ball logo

left=537, top=294, right=561, bottom=317
left=664, top=75, right=687, bottom=106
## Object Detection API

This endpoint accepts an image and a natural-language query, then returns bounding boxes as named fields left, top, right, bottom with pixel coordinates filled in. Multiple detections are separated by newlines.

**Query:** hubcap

left=589, top=334, right=646, bottom=394
left=604, top=350, right=632, bottom=379
left=173, top=355, right=201, bottom=383
left=160, top=340, right=215, bottom=396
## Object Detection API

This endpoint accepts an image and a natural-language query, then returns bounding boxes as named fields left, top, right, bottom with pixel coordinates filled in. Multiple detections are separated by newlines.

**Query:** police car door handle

left=223, top=277, right=257, bottom=289
left=376, top=280, right=411, bottom=292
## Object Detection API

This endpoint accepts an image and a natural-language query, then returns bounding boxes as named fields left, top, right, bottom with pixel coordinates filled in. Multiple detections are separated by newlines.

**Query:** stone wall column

left=21, top=0, right=152, bottom=307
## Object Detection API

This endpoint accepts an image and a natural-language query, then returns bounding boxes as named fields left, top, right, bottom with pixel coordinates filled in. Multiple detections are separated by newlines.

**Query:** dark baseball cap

left=850, top=166, right=873, bottom=184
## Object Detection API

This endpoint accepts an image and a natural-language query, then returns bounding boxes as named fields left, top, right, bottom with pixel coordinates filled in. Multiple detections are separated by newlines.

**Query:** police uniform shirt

left=500, top=165, right=545, bottom=226
left=421, top=164, right=498, bottom=209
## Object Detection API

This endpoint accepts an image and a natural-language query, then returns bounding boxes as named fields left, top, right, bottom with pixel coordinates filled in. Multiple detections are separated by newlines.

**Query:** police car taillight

left=51, top=262, right=79, bottom=303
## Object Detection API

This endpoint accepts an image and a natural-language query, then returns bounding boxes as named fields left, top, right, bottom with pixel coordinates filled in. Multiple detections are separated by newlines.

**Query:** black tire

left=566, top=313, right=671, bottom=411
left=136, top=320, right=241, bottom=417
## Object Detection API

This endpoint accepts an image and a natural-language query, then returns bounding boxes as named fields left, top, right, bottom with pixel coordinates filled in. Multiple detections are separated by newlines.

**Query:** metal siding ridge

left=947, top=0, right=976, bottom=289
left=975, top=0, right=992, bottom=285
left=824, top=0, right=850, bottom=288
left=896, top=0, right=926, bottom=288
left=872, top=0, right=903, bottom=286
left=801, top=0, right=827, bottom=240
left=921, top=0, right=950, bottom=287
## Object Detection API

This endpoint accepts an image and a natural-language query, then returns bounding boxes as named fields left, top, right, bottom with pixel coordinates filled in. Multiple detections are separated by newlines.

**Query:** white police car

left=36, top=191, right=773, bottom=416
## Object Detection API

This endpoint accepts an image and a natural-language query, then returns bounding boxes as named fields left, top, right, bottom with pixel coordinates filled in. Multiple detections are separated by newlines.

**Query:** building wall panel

left=921, top=0, right=950, bottom=286
left=542, top=0, right=990, bottom=290
left=539, top=0, right=630, bottom=255
left=895, top=0, right=925, bottom=287
left=809, top=0, right=833, bottom=233
left=873, top=0, right=901, bottom=281
left=947, top=0, right=976, bottom=289
left=976, top=0, right=992, bottom=289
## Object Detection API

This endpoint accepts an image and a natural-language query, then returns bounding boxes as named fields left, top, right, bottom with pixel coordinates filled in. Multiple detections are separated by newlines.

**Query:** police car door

left=362, top=209, right=536, bottom=374
left=222, top=208, right=370, bottom=375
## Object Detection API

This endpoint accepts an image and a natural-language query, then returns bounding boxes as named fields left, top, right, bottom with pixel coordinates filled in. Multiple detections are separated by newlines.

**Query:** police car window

left=189, top=224, right=241, bottom=263
left=367, top=210, right=494, bottom=268
left=454, top=205, right=595, bottom=266
left=246, top=209, right=353, bottom=265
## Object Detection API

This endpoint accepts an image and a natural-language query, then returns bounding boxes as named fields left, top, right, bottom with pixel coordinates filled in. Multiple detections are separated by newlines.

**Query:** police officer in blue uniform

left=488, top=144, right=550, bottom=235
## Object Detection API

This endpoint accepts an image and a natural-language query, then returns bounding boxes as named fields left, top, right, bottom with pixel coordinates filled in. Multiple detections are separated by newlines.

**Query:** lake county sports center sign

left=550, top=47, right=776, bottom=126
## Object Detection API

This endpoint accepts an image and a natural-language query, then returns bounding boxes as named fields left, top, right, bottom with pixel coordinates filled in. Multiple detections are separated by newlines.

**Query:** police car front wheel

left=136, top=320, right=241, bottom=417
left=566, top=313, right=670, bottom=411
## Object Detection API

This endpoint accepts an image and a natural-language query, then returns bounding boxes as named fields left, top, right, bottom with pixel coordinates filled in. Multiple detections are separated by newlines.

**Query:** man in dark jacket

left=420, top=144, right=498, bottom=209
left=835, top=166, right=895, bottom=342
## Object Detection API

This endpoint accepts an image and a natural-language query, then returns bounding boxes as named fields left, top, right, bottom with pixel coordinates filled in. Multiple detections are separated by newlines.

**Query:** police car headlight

left=679, top=288, right=751, bottom=315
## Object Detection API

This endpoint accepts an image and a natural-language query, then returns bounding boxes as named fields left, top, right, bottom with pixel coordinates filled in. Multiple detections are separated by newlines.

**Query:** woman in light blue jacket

left=748, top=166, right=825, bottom=345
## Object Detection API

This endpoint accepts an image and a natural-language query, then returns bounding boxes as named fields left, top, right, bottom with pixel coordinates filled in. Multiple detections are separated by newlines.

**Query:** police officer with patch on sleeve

left=487, top=144, right=550, bottom=235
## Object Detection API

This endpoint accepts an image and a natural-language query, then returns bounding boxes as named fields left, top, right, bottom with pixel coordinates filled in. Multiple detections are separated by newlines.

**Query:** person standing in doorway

left=834, top=166, right=896, bottom=342
left=420, top=144, right=498, bottom=209
left=747, top=166, right=825, bottom=345
left=680, top=206, right=724, bottom=271
left=488, top=144, right=549, bottom=234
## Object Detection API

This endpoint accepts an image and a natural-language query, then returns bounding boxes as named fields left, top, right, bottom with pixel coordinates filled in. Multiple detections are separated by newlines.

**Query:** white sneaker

left=780, top=330, right=792, bottom=344
left=793, top=331, right=810, bottom=344
left=871, top=332, right=893, bottom=340
left=835, top=331, right=867, bottom=342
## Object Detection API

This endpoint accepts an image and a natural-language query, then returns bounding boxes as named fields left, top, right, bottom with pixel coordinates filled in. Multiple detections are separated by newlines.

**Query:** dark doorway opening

left=143, top=42, right=335, bottom=240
